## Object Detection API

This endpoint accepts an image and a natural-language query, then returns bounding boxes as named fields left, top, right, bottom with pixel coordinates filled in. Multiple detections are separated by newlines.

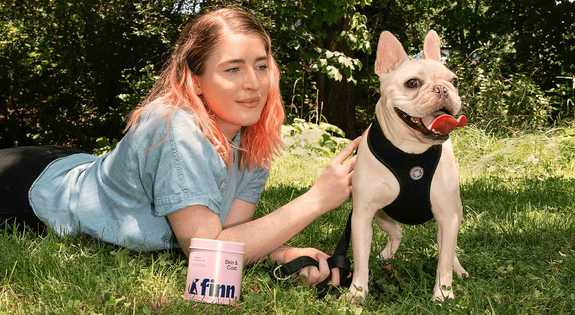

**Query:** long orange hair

left=126, top=7, right=284, bottom=169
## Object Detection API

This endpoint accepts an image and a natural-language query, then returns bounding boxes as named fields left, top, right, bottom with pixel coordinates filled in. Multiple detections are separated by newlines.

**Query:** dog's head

left=375, top=30, right=466, bottom=144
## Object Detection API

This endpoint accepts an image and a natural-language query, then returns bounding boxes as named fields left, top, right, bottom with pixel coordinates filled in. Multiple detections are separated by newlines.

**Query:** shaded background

left=1, top=0, right=573, bottom=150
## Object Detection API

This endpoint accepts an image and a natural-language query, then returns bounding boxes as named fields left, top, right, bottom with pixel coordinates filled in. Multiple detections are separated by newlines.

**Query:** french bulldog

left=347, top=30, right=469, bottom=303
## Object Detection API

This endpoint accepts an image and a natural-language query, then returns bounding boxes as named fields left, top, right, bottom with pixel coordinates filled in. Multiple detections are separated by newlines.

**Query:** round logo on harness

left=409, top=166, right=424, bottom=180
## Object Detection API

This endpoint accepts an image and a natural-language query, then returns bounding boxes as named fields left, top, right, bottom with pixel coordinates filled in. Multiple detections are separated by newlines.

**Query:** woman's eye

left=405, top=78, right=421, bottom=89
left=225, top=67, right=240, bottom=73
left=257, top=64, right=268, bottom=71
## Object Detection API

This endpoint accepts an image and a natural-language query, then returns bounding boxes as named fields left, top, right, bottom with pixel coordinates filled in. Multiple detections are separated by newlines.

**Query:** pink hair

left=125, top=8, right=284, bottom=169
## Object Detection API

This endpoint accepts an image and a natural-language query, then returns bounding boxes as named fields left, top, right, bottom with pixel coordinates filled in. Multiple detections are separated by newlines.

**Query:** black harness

left=367, top=119, right=442, bottom=225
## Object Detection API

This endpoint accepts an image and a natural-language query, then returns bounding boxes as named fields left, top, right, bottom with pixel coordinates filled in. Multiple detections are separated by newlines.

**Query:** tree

left=0, top=0, right=181, bottom=148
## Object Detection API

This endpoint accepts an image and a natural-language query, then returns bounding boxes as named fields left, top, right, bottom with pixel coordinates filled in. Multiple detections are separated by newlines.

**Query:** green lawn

left=1, top=126, right=574, bottom=314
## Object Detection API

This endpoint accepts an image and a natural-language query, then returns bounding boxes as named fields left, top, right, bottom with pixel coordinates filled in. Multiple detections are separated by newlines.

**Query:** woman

left=0, top=7, right=359, bottom=287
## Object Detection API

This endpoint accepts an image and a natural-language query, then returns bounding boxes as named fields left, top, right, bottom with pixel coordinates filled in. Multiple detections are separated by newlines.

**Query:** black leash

left=272, top=212, right=353, bottom=298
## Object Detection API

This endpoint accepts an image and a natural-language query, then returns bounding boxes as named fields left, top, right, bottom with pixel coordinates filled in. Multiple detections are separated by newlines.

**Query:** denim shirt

left=28, top=99, right=269, bottom=251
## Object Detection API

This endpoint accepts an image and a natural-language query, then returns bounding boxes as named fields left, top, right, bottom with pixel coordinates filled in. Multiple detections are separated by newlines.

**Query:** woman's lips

left=236, top=98, right=260, bottom=108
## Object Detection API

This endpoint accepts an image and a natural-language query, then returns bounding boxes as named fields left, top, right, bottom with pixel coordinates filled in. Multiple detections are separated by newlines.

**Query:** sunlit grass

left=1, top=126, right=575, bottom=314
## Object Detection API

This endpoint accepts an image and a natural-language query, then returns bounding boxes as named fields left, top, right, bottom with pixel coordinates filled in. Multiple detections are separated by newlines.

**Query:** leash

left=272, top=212, right=353, bottom=298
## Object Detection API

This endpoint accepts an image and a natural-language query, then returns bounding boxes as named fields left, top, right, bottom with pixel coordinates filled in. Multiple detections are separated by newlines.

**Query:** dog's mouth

left=394, top=107, right=467, bottom=140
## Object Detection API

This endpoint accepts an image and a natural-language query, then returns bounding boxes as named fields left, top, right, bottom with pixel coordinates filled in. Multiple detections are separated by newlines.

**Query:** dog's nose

left=433, top=85, right=448, bottom=99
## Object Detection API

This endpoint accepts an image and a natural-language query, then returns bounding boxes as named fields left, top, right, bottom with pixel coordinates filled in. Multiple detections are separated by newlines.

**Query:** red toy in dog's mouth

left=424, top=113, right=468, bottom=134
left=395, top=108, right=467, bottom=140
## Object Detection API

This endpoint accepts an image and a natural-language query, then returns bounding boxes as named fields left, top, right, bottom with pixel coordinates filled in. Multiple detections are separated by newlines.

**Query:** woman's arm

left=222, top=199, right=257, bottom=228
left=168, top=137, right=359, bottom=262
left=168, top=185, right=331, bottom=262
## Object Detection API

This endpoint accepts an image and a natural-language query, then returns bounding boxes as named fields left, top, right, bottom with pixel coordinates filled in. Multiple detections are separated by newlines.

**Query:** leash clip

left=272, top=264, right=292, bottom=281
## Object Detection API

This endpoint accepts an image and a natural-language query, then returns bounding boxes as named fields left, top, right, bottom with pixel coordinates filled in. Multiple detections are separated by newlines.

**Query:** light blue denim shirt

left=28, top=99, right=269, bottom=251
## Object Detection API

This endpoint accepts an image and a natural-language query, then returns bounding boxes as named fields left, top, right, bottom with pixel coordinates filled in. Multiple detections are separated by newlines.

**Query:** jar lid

left=189, top=238, right=245, bottom=254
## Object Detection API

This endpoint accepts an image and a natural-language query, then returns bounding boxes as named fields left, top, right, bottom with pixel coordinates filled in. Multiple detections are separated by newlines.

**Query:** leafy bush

left=451, top=37, right=553, bottom=134
left=547, top=76, right=575, bottom=122
left=2, top=0, right=573, bottom=150
left=0, top=0, right=180, bottom=148
left=281, top=118, right=350, bottom=157
left=466, top=71, right=551, bottom=133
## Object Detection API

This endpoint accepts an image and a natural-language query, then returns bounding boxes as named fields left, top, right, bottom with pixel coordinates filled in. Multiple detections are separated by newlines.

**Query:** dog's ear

left=423, top=30, right=441, bottom=61
left=375, top=31, right=408, bottom=76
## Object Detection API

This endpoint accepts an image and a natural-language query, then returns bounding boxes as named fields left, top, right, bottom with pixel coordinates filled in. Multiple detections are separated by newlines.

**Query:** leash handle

left=273, top=255, right=319, bottom=280
left=272, top=254, right=351, bottom=298
left=271, top=212, right=354, bottom=298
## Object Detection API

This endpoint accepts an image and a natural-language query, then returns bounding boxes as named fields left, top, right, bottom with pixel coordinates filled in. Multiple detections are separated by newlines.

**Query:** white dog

left=347, top=30, right=469, bottom=303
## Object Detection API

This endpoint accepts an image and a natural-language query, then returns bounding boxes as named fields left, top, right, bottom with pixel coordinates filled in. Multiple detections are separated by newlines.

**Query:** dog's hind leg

left=453, top=251, right=468, bottom=278
left=375, top=212, right=402, bottom=264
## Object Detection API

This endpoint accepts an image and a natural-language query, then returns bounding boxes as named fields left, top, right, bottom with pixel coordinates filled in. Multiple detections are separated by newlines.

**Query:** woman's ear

left=192, top=76, right=202, bottom=95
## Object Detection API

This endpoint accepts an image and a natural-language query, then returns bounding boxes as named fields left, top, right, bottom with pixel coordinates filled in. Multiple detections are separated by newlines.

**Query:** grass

left=1, top=126, right=575, bottom=314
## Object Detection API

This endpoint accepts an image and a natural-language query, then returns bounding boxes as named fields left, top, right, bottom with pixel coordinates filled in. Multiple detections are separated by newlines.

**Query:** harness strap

left=272, top=212, right=353, bottom=298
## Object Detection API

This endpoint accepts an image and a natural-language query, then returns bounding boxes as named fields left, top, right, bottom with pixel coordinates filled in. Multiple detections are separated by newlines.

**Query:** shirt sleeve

left=137, top=108, right=226, bottom=217
left=235, top=166, right=269, bottom=204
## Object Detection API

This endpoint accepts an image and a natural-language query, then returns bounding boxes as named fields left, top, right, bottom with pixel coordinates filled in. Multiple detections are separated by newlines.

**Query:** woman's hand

left=309, top=137, right=360, bottom=214
left=271, top=246, right=340, bottom=286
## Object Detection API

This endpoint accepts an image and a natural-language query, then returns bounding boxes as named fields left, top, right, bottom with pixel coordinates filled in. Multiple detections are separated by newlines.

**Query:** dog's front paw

left=433, top=284, right=455, bottom=302
left=342, top=283, right=368, bottom=305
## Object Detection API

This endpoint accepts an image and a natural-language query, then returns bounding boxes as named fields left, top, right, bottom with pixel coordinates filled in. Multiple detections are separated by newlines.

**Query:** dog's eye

left=405, top=78, right=421, bottom=89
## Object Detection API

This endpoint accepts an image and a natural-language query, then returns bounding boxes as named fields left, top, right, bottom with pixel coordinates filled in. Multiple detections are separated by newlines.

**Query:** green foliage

left=462, top=70, right=552, bottom=133
left=245, top=0, right=372, bottom=124
left=117, top=63, right=159, bottom=112
left=376, top=0, right=574, bottom=133
left=281, top=118, right=349, bottom=157
left=312, top=49, right=363, bottom=84
left=1, top=0, right=575, bottom=148
left=93, top=136, right=117, bottom=156
left=0, top=0, right=181, bottom=148
left=341, top=12, right=371, bottom=53
left=450, top=36, right=554, bottom=134
left=548, top=75, right=575, bottom=122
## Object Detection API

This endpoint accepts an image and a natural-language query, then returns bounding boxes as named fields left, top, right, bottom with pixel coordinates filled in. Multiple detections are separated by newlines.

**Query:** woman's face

left=195, top=31, right=270, bottom=139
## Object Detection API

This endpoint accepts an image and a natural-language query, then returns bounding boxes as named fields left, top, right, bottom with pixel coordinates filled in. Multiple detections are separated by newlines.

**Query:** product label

left=225, top=259, right=239, bottom=271
left=187, top=278, right=236, bottom=299
left=184, top=250, right=244, bottom=304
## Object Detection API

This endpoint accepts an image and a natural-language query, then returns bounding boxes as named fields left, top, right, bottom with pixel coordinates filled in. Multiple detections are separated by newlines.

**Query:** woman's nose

left=242, top=68, right=259, bottom=90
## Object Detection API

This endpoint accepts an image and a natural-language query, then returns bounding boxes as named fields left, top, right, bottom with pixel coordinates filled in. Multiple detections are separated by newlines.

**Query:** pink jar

left=184, top=238, right=245, bottom=305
